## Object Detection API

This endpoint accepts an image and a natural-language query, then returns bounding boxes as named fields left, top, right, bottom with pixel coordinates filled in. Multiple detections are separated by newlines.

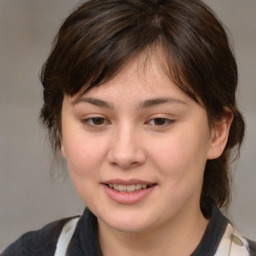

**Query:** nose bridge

left=108, top=121, right=145, bottom=168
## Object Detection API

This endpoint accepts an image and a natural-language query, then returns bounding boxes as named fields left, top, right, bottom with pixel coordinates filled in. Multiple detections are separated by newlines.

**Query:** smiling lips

left=108, top=184, right=151, bottom=193
left=103, top=181, right=157, bottom=204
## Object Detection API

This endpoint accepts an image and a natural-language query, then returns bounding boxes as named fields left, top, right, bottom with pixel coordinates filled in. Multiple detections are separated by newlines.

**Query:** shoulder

left=247, top=239, right=256, bottom=256
left=216, top=223, right=256, bottom=256
left=231, top=233, right=256, bottom=256
left=1, top=216, right=79, bottom=256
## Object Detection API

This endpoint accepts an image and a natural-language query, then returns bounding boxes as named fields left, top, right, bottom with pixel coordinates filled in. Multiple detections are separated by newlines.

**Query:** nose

left=107, top=124, right=146, bottom=169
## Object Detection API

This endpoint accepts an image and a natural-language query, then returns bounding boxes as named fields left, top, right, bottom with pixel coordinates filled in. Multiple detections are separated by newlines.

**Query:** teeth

left=127, top=185, right=135, bottom=192
left=108, top=184, right=150, bottom=192
left=118, top=185, right=126, bottom=192
left=136, top=184, right=141, bottom=190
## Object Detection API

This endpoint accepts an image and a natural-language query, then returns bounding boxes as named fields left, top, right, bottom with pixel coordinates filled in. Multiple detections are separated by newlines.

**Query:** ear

left=58, top=131, right=66, bottom=159
left=60, top=139, right=67, bottom=159
left=61, top=143, right=66, bottom=159
left=207, top=108, right=233, bottom=160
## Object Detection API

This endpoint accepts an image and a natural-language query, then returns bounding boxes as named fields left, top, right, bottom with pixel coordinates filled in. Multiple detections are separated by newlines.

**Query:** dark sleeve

left=1, top=217, right=75, bottom=256
left=248, top=239, right=256, bottom=256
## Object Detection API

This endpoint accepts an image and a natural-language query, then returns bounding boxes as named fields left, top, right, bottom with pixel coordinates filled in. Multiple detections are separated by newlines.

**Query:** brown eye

left=82, top=117, right=110, bottom=127
left=147, top=118, right=174, bottom=127
left=153, top=118, right=167, bottom=126
left=91, top=117, right=105, bottom=125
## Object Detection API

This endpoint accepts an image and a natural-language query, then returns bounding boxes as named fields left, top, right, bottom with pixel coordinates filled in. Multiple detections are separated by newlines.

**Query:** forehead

left=74, top=51, right=194, bottom=104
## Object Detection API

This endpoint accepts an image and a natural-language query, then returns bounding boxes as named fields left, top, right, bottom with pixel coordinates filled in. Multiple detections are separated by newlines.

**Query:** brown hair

left=40, top=0, right=245, bottom=212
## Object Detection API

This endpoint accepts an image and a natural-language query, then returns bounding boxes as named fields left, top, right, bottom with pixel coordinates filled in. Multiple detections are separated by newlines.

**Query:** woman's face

left=61, top=55, right=219, bottom=234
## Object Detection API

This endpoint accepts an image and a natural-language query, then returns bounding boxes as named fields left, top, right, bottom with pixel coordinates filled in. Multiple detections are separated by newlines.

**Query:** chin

left=97, top=209, right=157, bottom=234
left=107, top=220, right=151, bottom=234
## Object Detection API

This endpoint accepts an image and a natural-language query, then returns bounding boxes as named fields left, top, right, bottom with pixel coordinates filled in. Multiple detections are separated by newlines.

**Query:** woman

left=2, top=0, right=255, bottom=255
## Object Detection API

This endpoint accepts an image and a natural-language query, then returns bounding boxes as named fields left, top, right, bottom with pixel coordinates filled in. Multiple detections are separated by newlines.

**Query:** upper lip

left=102, top=179, right=156, bottom=185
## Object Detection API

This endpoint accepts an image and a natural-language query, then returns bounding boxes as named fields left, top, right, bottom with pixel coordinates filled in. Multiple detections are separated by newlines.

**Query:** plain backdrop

left=0, top=0, right=255, bottom=251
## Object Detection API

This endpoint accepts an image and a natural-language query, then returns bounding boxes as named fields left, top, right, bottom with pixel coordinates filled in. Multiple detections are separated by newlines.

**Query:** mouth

left=103, top=181, right=157, bottom=204
left=106, top=184, right=155, bottom=193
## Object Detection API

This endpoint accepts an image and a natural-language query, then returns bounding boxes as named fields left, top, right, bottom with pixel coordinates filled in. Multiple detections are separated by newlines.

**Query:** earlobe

left=60, top=141, right=66, bottom=159
left=57, top=129, right=66, bottom=158
left=207, top=110, right=233, bottom=160
left=60, top=142, right=66, bottom=158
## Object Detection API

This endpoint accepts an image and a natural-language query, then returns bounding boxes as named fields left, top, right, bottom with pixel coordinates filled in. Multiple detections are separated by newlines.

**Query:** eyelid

left=81, top=116, right=111, bottom=128
left=145, top=117, right=175, bottom=127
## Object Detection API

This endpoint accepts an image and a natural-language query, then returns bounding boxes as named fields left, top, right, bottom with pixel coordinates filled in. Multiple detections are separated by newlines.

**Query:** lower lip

left=103, top=184, right=156, bottom=204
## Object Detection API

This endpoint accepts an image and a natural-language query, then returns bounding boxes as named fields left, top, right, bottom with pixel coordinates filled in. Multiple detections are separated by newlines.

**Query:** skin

left=61, top=53, right=232, bottom=255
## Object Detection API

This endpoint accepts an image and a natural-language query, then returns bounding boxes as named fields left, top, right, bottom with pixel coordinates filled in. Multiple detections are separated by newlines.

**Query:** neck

left=98, top=206, right=209, bottom=256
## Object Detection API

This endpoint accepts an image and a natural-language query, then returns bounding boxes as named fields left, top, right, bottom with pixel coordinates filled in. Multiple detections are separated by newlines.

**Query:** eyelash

left=81, top=117, right=174, bottom=129
left=146, top=118, right=174, bottom=127
left=82, top=117, right=110, bottom=127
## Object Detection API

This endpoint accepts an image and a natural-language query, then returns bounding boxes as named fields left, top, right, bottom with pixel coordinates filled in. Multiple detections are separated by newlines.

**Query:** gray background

left=0, top=0, right=255, bottom=251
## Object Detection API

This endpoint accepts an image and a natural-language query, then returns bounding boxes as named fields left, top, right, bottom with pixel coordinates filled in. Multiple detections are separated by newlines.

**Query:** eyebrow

left=72, top=97, right=186, bottom=108
left=72, top=97, right=113, bottom=108
left=139, top=97, right=186, bottom=108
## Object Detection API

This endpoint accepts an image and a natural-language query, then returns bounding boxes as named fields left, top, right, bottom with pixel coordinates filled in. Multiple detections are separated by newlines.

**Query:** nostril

left=107, top=140, right=146, bottom=168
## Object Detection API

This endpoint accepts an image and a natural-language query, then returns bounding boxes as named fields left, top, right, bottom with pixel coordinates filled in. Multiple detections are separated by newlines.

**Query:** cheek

left=62, top=129, right=106, bottom=178
left=149, top=126, right=210, bottom=178
left=62, top=134, right=107, bottom=203
left=65, top=142, right=92, bottom=172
